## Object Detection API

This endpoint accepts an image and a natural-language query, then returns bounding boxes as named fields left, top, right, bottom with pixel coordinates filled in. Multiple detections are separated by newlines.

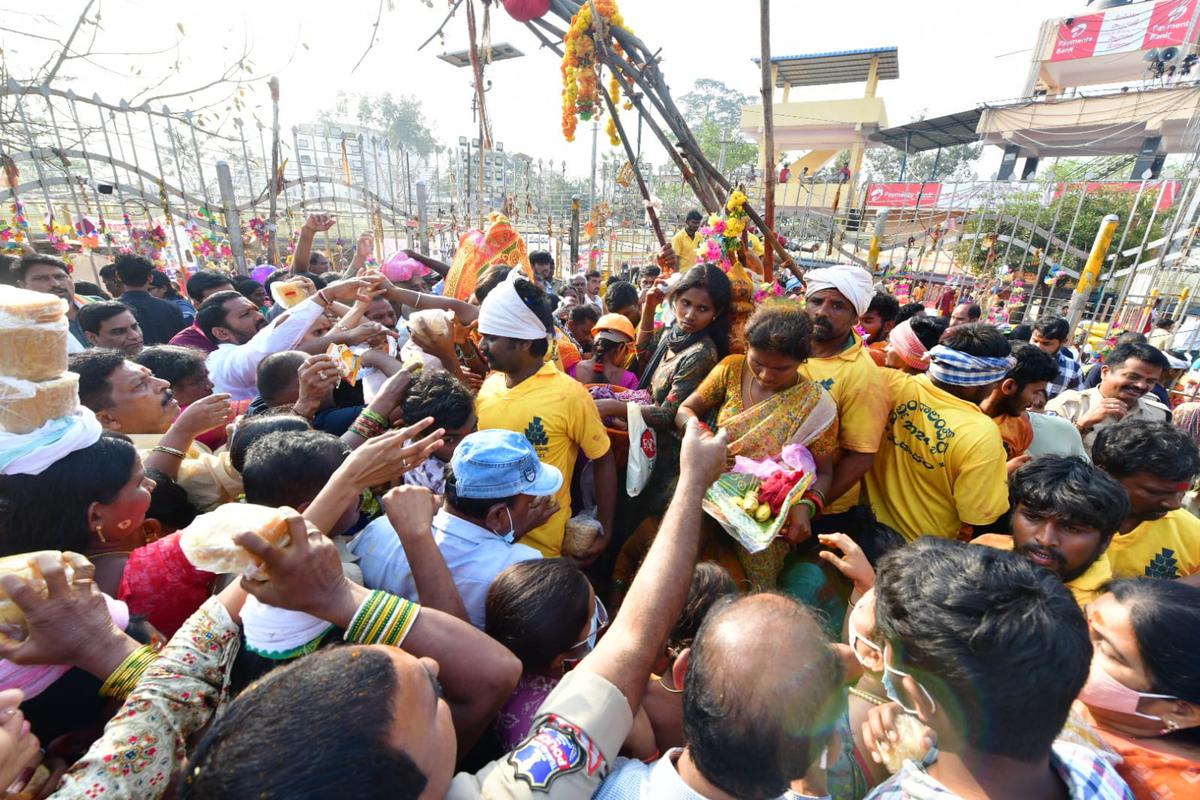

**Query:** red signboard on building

left=1050, top=0, right=1198, bottom=62
left=1052, top=14, right=1104, bottom=61
left=1146, top=0, right=1199, bottom=49
left=864, top=183, right=941, bottom=209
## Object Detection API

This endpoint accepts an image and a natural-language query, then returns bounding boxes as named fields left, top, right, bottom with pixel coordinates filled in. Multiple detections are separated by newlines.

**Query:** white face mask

left=849, top=624, right=882, bottom=670
left=882, top=660, right=938, bottom=716
left=495, top=506, right=516, bottom=544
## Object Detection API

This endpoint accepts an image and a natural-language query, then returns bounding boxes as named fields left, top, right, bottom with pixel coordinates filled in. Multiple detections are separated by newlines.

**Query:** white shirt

left=596, top=749, right=823, bottom=800
left=348, top=508, right=541, bottom=628
left=205, top=297, right=326, bottom=400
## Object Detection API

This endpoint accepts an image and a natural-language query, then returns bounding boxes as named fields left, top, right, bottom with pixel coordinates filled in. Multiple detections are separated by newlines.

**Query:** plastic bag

left=702, top=445, right=815, bottom=554
left=562, top=508, right=603, bottom=559
left=626, top=403, right=656, bottom=497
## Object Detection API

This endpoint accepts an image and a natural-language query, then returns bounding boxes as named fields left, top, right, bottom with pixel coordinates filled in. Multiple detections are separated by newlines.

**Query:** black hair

left=263, top=269, right=291, bottom=296
left=1034, top=316, right=1069, bottom=342
left=591, top=334, right=628, bottom=375
left=1009, top=323, right=1033, bottom=343
left=68, top=348, right=127, bottom=410
left=686, top=209, right=704, bottom=222
left=604, top=280, right=639, bottom=313
left=1093, top=418, right=1200, bottom=483
left=402, top=370, right=474, bottom=431
left=112, top=254, right=154, bottom=288
left=585, top=269, right=601, bottom=280
left=909, top=315, right=948, bottom=350
left=196, top=290, right=243, bottom=342
left=874, top=538, right=1090, bottom=762
left=144, top=467, right=198, bottom=532
left=940, top=322, right=1012, bottom=359
left=473, top=266, right=510, bottom=302
left=1007, top=342, right=1059, bottom=390
left=668, top=563, right=737, bottom=655
left=1009, top=456, right=1130, bottom=541
left=73, top=280, right=106, bottom=298
left=568, top=304, right=600, bottom=325
left=896, top=302, right=925, bottom=324
left=529, top=250, right=554, bottom=267
left=15, top=254, right=71, bottom=282
left=134, top=344, right=206, bottom=387
left=867, top=292, right=901, bottom=323
left=956, top=302, right=982, bottom=321
left=1106, top=579, right=1200, bottom=706
left=0, top=254, right=16, bottom=285
left=242, top=430, right=349, bottom=509
left=1104, top=342, right=1170, bottom=372
left=291, top=270, right=329, bottom=289
left=683, top=594, right=843, bottom=799
left=147, top=269, right=180, bottom=299
left=669, top=263, right=733, bottom=357
left=485, top=559, right=591, bottom=674
left=1156, top=316, right=1174, bottom=329
left=98, top=263, right=119, bottom=280
left=255, top=351, right=308, bottom=409
left=511, top=276, right=555, bottom=358
left=229, top=413, right=312, bottom=473
left=0, top=432, right=137, bottom=555
left=641, top=265, right=661, bottom=279
left=1114, top=331, right=1148, bottom=346
left=180, top=646, right=427, bottom=800
left=443, top=467, right=517, bottom=521
left=745, top=302, right=812, bottom=363
left=78, top=300, right=134, bottom=335
left=234, top=276, right=264, bottom=300
left=184, top=271, right=234, bottom=304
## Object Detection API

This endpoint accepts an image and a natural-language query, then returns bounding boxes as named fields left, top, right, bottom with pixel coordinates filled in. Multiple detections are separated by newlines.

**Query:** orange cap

left=593, top=312, right=636, bottom=341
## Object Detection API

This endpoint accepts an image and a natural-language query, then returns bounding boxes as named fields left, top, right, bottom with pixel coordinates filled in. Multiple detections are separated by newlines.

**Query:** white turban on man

left=803, top=266, right=875, bottom=317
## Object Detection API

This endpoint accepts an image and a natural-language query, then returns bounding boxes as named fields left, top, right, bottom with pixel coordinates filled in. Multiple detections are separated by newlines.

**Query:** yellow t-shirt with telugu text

left=866, top=374, right=1009, bottom=541
left=799, top=333, right=889, bottom=514
left=476, top=363, right=611, bottom=556
left=671, top=228, right=703, bottom=271
left=1106, top=509, right=1200, bottom=579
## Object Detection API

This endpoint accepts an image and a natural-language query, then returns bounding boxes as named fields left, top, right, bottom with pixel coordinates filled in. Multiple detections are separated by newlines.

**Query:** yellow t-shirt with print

left=799, top=332, right=889, bottom=514
left=1106, top=509, right=1200, bottom=579
left=865, top=374, right=1009, bottom=541
left=476, top=363, right=611, bottom=556
left=671, top=228, right=703, bottom=271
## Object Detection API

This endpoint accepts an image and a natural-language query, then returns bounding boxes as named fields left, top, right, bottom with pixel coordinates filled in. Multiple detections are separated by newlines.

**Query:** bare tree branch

left=40, top=0, right=96, bottom=87
left=352, top=0, right=386, bottom=73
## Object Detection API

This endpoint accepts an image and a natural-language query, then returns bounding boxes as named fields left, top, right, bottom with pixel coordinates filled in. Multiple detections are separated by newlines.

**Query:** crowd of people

left=0, top=207, right=1197, bottom=800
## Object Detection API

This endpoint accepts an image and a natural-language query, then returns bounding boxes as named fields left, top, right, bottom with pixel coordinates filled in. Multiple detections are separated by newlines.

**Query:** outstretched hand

left=679, top=417, right=728, bottom=487
left=337, top=417, right=444, bottom=489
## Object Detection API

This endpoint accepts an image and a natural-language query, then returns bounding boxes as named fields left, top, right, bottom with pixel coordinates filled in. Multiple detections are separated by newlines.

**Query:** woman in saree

left=677, top=302, right=838, bottom=589
left=600, top=265, right=732, bottom=597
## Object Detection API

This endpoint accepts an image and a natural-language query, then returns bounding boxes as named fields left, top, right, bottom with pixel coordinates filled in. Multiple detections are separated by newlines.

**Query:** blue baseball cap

left=450, top=429, right=563, bottom=499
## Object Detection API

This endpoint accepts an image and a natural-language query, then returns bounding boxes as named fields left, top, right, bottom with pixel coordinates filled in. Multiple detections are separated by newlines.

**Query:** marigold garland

left=561, top=0, right=629, bottom=144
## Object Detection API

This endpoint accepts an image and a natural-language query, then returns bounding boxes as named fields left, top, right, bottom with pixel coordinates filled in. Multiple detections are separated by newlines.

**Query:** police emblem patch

left=508, top=724, right=585, bottom=790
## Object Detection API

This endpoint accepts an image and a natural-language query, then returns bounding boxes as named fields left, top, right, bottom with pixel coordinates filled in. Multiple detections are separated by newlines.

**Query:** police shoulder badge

left=508, top=716, right=599, bottom=791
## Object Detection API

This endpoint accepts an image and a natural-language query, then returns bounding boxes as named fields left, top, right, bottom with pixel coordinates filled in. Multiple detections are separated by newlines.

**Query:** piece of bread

left=0, top=286, right=69, bottom=381
left=269, top=280, right=309, bottom=309
left=179, top=503, right=294, bottom=575
left=0, top=551, right=92, bottom=627
left=0, top=374, right=80, bottom=434
left=0, top=286, right=68, bottom=325
left=562, top=514, right=602, bottom=559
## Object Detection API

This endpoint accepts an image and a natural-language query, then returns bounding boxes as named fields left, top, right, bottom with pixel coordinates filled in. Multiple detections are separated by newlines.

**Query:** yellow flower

left=724, top=216, right=746, bottom=238
left=726, top=190, right=748, bottom=213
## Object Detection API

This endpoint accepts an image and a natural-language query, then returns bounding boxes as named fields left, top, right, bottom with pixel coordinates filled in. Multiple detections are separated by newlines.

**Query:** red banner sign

left=1051, top=181, right=1180, bottom=211
left=1051, top=0, right=1198, bottom=62
left=1146, top=0, right=1199, bottom=48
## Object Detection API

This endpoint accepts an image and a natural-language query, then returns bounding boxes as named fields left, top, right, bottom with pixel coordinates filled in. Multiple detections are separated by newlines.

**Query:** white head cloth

left=0, top=407, right=103, bottom=476
left=241, top=594, right=335, bottom=659
left=804, top=266, right=875, bottom=317
left=477, top=268, right=551, bottom=341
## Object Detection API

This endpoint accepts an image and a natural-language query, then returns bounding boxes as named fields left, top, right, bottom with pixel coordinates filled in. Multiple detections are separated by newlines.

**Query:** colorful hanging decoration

left=561, top=0, right=628, bottom=143
left=248, top=217, right=271, bottom=247
left=695, top=189, right=750, bottom=269
left=503, top=0, right=550, bottom=23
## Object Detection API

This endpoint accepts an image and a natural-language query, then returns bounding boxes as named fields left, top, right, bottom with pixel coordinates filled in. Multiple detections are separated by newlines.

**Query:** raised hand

left=817, top=533, right=876, bottom=595
left=303, top=213, right=337, bottom=233
left=679, top=417, right=728, bottom=487
left=171, top=392, right=233, bottom=438
left=337, top=418, right=444, bottom=489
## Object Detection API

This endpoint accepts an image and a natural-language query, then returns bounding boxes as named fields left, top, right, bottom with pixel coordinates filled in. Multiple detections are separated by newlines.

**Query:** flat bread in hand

left=179, top=503, right=294, bottom=576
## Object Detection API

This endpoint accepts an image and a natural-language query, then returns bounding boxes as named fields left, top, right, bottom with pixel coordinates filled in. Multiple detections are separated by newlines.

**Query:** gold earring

left=94, top=524, right=107, bottom=543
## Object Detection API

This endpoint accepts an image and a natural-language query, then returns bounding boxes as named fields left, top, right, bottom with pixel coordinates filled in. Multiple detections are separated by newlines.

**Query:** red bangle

left=317, top=289, right=331, bottom=306
left=801, top=490, right=825, bottom=515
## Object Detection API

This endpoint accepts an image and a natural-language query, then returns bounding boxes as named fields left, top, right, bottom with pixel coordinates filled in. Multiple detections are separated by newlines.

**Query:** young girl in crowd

left=570, top=313, right=638, bottom=390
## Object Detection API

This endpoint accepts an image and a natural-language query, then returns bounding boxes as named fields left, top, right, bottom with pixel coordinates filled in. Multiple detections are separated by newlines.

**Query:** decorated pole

left=759, top=0, right=776, bottom=282
left=1066, top=214, right=1118, bottom=330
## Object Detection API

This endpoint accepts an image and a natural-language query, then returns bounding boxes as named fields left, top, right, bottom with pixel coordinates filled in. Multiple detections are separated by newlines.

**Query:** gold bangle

left=151, top=445, right=187, bottom=459
left=99, top=644, right=159, bottom=700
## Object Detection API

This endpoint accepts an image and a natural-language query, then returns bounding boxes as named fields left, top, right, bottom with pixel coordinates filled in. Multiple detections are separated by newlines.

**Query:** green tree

left=322, top=92, right=438, bottom=157
left=864, top=113, right=982, bottom=182
left=677, top=79, right=757, bottom=176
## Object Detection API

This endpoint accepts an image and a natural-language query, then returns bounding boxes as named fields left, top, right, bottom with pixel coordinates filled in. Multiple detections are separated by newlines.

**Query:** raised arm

left=574, top=420, right=727, bottom=711
left=291, top=213, right=335, bottom=276
left=381, top=486, right=470, bottom=622
left=403, top=248, right=451, bottom=278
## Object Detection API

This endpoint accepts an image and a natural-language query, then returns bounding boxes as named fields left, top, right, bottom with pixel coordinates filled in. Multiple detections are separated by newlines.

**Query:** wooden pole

left=759, top=0, right=776, bottom=282
left=267, top=77, right=281, bottom=264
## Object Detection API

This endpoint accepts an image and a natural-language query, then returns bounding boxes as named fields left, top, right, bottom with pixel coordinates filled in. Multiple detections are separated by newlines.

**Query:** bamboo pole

left=759, top=0, right=776, bottom=281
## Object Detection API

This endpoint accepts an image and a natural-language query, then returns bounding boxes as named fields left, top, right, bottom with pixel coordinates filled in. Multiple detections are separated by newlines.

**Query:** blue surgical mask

left=882, top=661, right=937, bottom=716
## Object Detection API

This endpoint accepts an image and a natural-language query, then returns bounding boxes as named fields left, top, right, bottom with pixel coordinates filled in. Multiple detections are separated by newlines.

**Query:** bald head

left=682, top=593, right=843, bottom=800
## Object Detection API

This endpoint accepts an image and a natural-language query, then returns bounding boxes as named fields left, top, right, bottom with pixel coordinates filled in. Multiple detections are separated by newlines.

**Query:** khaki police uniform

left=446, top=669, right=633, bottom=799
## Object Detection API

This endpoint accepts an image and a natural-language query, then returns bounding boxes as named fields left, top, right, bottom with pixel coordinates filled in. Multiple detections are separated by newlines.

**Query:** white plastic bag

left=626, top=402, right=656, bottom=497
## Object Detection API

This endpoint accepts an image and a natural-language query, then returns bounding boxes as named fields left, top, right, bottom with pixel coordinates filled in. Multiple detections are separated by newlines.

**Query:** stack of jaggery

left=0, top=285, right=79, bottom=434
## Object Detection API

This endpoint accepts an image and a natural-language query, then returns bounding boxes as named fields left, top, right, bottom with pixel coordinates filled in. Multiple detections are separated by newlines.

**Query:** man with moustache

left=799, top=266, right=889, bottom=529
left=14, top=254, right=102, bottom=352
left=1092, top=419, right=1200, bottom=581
left=974, top=456, right=1130, bottom=606
left=198, top=278, right=364, bottom=400
left=78, top=301, right=145, bottom=357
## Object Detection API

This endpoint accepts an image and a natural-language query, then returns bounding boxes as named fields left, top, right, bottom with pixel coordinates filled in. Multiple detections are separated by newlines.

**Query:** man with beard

left=1093, top=418, right=1200, bottom=581
left=800, top=266, right=889, bottom=529
left=198, top=278, right=364, bottom=400
left=1046, top=342, right=1171, bottom=455
left=980, top=343, right=1059, bottom=464
left=866, top=323, right=1012, bottom=542
left=474, top=271, right=616, bottom=561
left=975, top=456, right=1130, bottom=606
left=14, top=254, right=103, bottom=352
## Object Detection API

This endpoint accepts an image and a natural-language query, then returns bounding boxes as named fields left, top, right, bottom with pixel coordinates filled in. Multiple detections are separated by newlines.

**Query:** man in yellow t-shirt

left=974, top=455, right=1130, bottom=607
left=800, top=267, right=889, bottom=527
left=474, top=271, right=615, bottom=559
left=866, top=324, right=1012, bottom=541
left=670, top=210, right=704, bottom=271
left=1092, top=418, right=1200, bottom=580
